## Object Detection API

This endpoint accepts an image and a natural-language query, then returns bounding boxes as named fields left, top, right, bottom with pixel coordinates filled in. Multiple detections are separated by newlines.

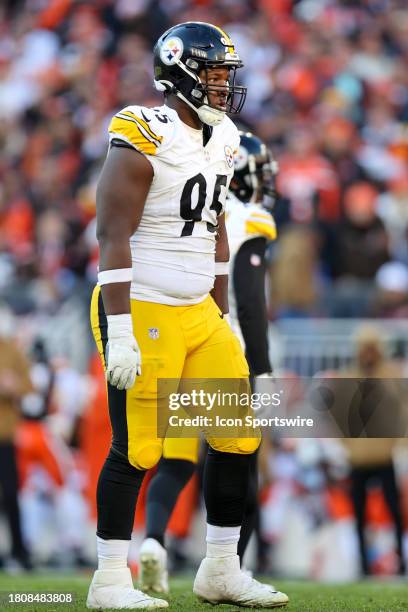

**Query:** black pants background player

left=233, top=236, right=272, bottom=566
left=146, top=236, right=272, bottom=567
left=0, top=442, right=31, bottom=569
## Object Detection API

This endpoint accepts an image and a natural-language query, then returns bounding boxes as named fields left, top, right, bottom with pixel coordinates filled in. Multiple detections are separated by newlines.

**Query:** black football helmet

left=230, top=131, right=279, bottom=206
left=153, top=21, right=246, bottom=127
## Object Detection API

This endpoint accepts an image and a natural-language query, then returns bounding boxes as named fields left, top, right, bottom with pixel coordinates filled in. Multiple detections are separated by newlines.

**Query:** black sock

left=97, top=447, right=145, bottom=540
left=238, top=451, right=258, bottom=563
left=146, top=458, right=195, bottom=547
left=204, top=447, right=252, bottom=527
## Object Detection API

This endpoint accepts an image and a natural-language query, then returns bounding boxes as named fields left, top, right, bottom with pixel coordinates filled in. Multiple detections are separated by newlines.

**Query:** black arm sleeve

left=232, top=237, right=272, bottom=376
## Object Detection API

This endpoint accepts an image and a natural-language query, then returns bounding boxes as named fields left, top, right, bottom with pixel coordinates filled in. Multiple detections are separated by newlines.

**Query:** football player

left=87, top=22, right=288, bottom=609
left=226, top=131, right=279, bottom=565
left=138, top=133, right=279, bottom=593
left=226, top=131, right=278, bottom=369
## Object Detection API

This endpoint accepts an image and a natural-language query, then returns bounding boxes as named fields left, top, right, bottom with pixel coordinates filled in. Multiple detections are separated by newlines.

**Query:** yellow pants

left=90, top=287, right=260, bottom=470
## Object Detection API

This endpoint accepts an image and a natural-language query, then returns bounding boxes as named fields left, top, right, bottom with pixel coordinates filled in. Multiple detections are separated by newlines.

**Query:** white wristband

left=98, top=268, right=133, bottom=285
left=107, top=313, right=133, bottom=339
left=215, top=261, right=229, bottom=275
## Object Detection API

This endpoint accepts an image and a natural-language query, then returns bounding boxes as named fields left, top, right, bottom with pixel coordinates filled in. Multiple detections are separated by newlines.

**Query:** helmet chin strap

left=196, top=104, right=225, bottom=127
left=175, top=90, right=225, bottom=127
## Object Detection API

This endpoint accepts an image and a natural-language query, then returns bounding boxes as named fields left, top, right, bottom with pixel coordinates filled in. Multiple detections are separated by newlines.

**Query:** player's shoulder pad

left=108, top=105, right=175, bottom=156
left=245, top=204, right=277, bottom=240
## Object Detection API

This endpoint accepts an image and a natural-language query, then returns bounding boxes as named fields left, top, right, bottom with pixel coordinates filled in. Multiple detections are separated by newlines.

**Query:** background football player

left=139, top=133, right=279, bottom=591
left=87, top=21, right=288, bottom=610
left=226, top=131, right=279, bottom=566
left=226, top=131, right=278, bottom=373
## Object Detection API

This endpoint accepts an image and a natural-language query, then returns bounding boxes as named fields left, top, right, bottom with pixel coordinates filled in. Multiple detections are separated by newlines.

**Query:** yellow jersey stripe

left=116, top=113, right=161, bottom=147
left=248, top=212, right=275, bottom=222
left=109, top=116, right=157, bottom=155
left=90, top=286, right=106, bottom=369
left=121, top=111, right=163, bottom=145
left=245, top=219, right=277, bottom=240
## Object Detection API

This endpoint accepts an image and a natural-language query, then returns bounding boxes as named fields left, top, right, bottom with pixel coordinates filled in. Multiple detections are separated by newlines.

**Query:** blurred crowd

left=0, top=0, right=408, bottom=341
left=1, top=0, right=408, bottom=581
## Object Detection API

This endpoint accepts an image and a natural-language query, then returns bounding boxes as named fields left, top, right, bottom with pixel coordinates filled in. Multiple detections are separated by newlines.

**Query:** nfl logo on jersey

left=148, top=327, right=160, bottom=340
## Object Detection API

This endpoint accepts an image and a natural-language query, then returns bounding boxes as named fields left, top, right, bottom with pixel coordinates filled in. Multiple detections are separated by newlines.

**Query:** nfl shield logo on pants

left=148, top=327, right=159, bottom=340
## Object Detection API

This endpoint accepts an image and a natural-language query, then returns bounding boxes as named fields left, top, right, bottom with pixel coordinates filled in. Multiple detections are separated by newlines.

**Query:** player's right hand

left=106, top=314, right=142, bottom=390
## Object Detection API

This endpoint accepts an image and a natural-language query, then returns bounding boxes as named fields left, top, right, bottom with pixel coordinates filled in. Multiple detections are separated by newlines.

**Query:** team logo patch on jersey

left=224, top=145, right=234, bottom=168
left=148, top=327, right=160, bottom=340
left=160, top=37, right=184, bottom=66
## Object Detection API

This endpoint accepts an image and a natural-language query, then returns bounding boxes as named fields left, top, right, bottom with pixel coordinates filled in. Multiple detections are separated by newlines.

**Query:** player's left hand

left=253, top=372, right=277, bottom=417
left=106, top=314, right=142, bottom=391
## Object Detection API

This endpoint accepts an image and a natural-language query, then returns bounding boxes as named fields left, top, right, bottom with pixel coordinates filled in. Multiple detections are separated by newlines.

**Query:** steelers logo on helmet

left=224, top=145, right=234, bottom=168
left=234, top=145, right=248, bottom=171
left=160, top=37, right=184, bottom=66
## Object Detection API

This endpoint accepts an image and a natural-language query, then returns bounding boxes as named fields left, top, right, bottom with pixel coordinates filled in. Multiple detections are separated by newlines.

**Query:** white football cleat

left=86, top=568, right=168, bottom=609
left=193, top=555, right=288, bottom=608
left=139, top=538, right=169, bottom=594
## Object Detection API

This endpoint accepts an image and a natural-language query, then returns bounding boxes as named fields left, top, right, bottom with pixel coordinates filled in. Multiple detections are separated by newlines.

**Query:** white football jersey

left=225, top=193, right=277, bottom=261
left=108, top=104, right=239, bottom=305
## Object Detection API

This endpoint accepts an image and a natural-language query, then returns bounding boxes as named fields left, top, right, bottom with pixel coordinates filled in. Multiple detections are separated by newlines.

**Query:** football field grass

left=0, top=572, right=407, bottom=611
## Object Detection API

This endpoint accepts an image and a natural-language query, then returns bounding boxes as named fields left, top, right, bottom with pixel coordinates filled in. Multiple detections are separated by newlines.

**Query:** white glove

left=106, top=314, right=141, bottom=390
left=253, top=372, right=277, bottom=417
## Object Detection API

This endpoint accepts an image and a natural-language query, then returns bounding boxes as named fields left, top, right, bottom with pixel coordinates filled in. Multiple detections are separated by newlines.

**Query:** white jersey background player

left=226, top=131, right=279, bottom=375
left=224, top=132, right=280, bottom=570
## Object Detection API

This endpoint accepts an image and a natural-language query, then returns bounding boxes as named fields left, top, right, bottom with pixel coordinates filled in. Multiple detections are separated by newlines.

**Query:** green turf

left=0, top=572, right=407, bottom=611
